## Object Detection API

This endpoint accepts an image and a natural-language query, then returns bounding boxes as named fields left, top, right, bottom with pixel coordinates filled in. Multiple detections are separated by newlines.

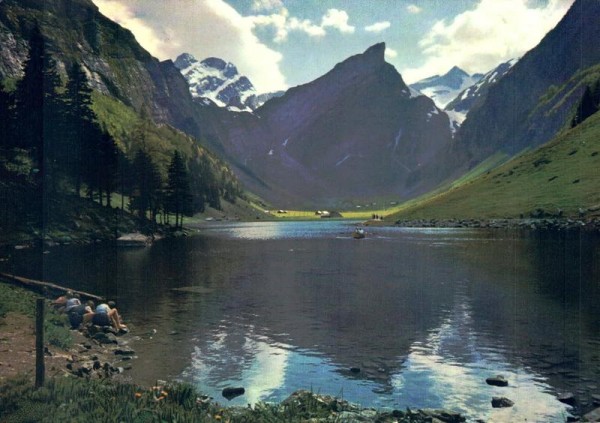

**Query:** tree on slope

left=64, top=62, right=97, bottom=194
left=165, top=151, right=193, bottom=229
left=129, top=149, right=162, bottom=222
left=14, top=24, right=62, bottom=186
left=0, top=87, right=14, bottom=150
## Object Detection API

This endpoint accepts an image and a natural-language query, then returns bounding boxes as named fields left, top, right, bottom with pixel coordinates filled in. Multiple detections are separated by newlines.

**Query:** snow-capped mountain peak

left=445, top=59, right=519, bottom=115
left=174, top=53, right=284, bottom=112
left=442, top=59, right=518, bottom=134
left=409, top=66, right=483, bottom=109
left=174, top=53, right=255, bottom=110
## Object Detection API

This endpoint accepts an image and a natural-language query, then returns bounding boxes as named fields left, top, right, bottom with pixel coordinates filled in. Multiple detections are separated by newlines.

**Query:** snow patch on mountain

left=445, top=110, right=466, bottom=134
left=336, top=154, right=351, bottom=167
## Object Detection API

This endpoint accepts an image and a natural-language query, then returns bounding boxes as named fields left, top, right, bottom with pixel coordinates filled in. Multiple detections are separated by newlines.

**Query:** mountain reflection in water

left=4, top=221, right=599, bottom=422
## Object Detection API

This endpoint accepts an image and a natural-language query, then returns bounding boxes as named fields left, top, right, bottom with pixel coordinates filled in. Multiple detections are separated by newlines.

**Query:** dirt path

left=0, top=312, right=129, bottom=385
left=0, top=312, right=45, bottom=383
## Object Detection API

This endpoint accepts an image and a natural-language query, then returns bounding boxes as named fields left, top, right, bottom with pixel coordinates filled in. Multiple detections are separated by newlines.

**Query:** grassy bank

left=0, top=282, right=72, bottom=349
left=388, top=112, right=600, bottom=221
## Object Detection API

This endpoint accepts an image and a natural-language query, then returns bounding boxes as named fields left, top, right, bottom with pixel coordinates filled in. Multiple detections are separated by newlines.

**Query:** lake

left=3, top=221, right=600, bottom=422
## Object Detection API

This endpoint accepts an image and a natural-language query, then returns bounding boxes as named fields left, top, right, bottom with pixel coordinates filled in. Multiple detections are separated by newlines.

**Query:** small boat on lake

left=352, top=228, right=365, bottom=239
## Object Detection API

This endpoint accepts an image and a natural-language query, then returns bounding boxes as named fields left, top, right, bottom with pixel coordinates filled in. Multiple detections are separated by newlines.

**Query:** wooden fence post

left=35, top=298, right=45, bottom=388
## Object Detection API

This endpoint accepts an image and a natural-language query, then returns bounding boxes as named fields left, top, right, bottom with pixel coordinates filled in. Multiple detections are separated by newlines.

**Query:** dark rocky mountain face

left=0, top=0, right=202, bottom=136
left=453, top=0, right=600, bottom=166
left=199, top=43, right=454, bottom=207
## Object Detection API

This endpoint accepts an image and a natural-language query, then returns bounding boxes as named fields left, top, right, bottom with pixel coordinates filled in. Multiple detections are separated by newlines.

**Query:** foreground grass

left=0, top=375, right=466, bottom=423
left=389, top=112, right=600, bottom=221
left=0, top=376, right=226, bottom=423
left=0, top=377, right=288, bottom=422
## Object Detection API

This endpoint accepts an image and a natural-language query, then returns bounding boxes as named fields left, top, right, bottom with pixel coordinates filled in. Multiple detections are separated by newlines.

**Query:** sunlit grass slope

left=389, top=112, right=600, bottom=220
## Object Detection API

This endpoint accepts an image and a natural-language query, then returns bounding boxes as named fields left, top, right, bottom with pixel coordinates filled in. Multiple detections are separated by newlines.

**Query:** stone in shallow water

left=558, top=392, right=577, bottom=406
left=222, top=387, right=245, bottom=400
left=114, top=348, right=135, bottom=356
left=172, top=286, right=214, bottom=294
left=491, top=397, right=514, bottom=408
left=486, top=375, right=509, bottom=387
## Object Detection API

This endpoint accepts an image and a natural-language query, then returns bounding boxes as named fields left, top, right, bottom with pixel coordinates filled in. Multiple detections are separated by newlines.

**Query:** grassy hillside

left=389, top=111, right=600, bottom=220
left=92, top=93, right=224, bottom=175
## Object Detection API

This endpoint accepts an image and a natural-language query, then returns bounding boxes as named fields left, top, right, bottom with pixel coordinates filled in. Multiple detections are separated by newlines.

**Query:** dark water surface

left=3, top=221, right=600, bottom=422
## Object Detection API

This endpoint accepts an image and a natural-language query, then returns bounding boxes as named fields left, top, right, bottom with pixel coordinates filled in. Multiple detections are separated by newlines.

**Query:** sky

left=91, top=0, right=575, bottom=93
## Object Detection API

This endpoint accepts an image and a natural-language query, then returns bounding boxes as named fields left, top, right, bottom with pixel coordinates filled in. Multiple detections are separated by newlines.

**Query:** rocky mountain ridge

left=198, top=43, right=455, bottom=206
left=0, top=0, right=202, bottom=136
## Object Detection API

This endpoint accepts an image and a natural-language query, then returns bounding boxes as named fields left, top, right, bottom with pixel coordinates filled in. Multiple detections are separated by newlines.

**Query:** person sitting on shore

left=53, top=291, right=81, bottom=313
left=91, top=301, right=127, bottom=332
left=67, top=300, right=94, bottom=329
left=65, top=294, right=81, bottom=313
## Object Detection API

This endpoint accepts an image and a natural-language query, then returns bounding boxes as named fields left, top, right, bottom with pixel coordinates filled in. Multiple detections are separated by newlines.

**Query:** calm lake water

left=3, top=221, right=600, bottom=422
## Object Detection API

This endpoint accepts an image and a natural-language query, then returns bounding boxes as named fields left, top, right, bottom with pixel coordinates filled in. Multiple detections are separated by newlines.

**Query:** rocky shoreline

left=58, top=324, right=137, bottom=382
left=55, top=321, right=600, bottom=423
left=43, top=323, right=472, bottom=422
left=391, top=217, right=600, bottom=231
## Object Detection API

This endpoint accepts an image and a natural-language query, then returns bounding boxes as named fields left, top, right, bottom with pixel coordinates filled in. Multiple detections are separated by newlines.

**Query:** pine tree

left=15, top=25, right=44, bottom=154
left=117, top=151, right=132, bottom=212
left=165, top=151, right=193, bottom=229
left=64, top=62, right=96, bottom=194
left=129, top=149, right=162, bottom=221
left=81, top=120, right=103, bottom=201
left=14, top=24, right=61, bottom=183
left=0, top=86, right=14, bottom=148
left=187, top=157, right=206, bottom=214
left=97, top=129, right=119, bottom=207
left=198, top=154, right=221, bottom=210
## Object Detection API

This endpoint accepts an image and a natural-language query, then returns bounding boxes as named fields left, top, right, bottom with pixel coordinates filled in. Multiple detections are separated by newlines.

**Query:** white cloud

left=288, top=17, right=327, bottom=38
left=251, top=0, right=284, bottom=12
left=321, top=8, right=355, bottom=34
left=402, top=0, right=574, bottom=83
left=93, top=0, right=174, bottom=59
left=407, top=4, right=422, bottom=14
left=249, top=8, right=326, bottom=43
left=92, top=0, right=287, bottom=93
left=248, top=7, right=354, bottom=43
left=364, top=21, right=391, bottom=33
left=385, top=47, right=398, bottom=59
